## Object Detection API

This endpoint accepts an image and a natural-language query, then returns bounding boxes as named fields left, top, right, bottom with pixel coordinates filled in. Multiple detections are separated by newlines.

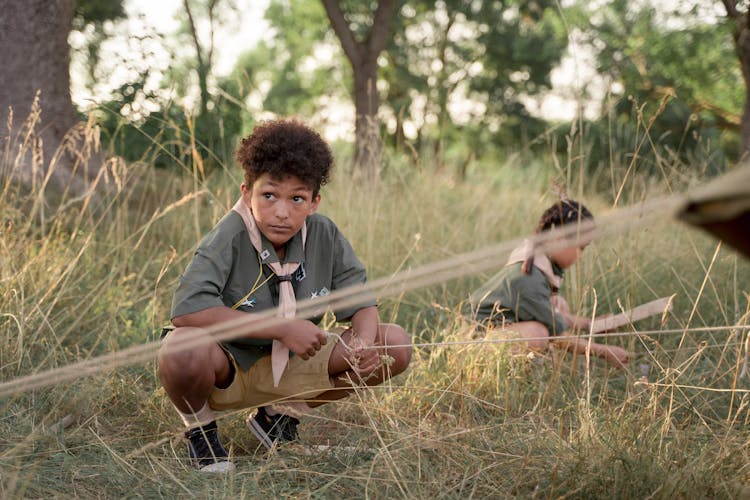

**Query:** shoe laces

left=261, top=409, right=299, bottom=441
left=186, top=421, right=228, bottom=463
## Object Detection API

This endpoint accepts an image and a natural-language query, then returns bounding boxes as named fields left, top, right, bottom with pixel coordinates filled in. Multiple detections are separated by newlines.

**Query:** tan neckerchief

left=232, top=197, right=307, bottom=387
left=505, top=239, right=563, bottom=290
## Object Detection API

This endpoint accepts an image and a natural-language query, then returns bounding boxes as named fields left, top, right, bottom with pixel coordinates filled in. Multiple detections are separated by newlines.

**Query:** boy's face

left=241, top=173, right=320, bottom=252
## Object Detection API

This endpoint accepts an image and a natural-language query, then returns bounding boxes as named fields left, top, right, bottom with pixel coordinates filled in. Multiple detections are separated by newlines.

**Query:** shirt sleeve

left=512, top=275, right=568, bottom=336
left=330, top=227, right=377, bottom=321
left=171, top=233, right=235, bottom=319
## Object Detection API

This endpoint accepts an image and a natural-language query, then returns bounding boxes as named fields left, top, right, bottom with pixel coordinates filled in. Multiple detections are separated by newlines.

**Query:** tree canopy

left=11, top=0, right=743, bottom=184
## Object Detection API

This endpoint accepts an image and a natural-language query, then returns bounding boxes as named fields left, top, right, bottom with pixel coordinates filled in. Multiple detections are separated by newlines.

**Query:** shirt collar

left=258, top=224, right=306, bottom=265
left=551, top=260, right=564, bottom=277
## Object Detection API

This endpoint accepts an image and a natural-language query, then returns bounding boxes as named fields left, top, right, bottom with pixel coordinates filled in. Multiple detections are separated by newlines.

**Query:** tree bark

left=183, top=0, right=219, bottom=118
left=723, top=0, right=750, bottom=160
left=321, top=0, right=397, bottom=178
left=0, top=0, right=99, bottom=193
left=432, top=11, right=456, bottom=172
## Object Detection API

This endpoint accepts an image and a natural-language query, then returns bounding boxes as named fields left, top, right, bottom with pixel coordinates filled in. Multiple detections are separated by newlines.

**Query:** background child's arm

left=552, top=335, right=631, bottom=368
left=560, top=311, right=593, bottom=331
left=551, top=295, right=592, bottom=331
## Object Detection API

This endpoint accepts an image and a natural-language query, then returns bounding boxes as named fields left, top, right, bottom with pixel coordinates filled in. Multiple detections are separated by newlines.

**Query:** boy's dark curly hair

left=236, top=119, right=333, bottom=196
left=535, top=199, right=594, bottom=233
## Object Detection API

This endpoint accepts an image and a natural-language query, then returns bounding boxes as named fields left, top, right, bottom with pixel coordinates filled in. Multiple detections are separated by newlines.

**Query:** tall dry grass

left=1, top=112, right=749, bottom=498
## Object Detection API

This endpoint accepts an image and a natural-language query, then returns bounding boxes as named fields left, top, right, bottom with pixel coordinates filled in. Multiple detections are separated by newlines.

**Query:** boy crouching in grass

left=464, top=199, right=629, bottom=368
left=158, top=119, right=412, bottom=473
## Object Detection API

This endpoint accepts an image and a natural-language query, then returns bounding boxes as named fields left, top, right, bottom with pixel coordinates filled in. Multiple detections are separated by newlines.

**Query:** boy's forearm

left=561, top=311, right=591, bottom=331
left=553, top=335, right=629, bottom=368
left=553, top=335, right=603, bottom=357
left=350, top=306, right=379, bottom=344
left=172, top=306, right=287, bottom=341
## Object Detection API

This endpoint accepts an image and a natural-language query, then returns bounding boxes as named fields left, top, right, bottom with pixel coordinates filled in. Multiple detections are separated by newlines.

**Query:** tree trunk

left=724, top=0, right=750, bottom=160
left=183, top=0, right=213, bottom=117
left=739, top=29, right=750, bottom=160
left=352, top=60, right=382, bottom=178
left=432, top=11, right=456, bottom=173
left=321, top=0, right=397, bottom=179
left=0, top=0, right=98, bottom=193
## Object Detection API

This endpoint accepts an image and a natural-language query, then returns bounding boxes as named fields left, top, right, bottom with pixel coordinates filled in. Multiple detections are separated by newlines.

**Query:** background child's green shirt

left=466, top=261, right=568, bottom=335
left=171, top=211, right=376, bottom=371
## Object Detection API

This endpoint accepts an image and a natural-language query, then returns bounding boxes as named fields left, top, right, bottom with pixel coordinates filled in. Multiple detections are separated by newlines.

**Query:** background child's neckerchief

left=506, top=239, right=563, bottom=292
left=232, top=197, right=307, bottom=387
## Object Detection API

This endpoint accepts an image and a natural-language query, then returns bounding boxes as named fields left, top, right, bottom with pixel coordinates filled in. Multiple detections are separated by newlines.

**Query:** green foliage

left=470, top=1, right=568, bottom=109
left=73, top=0, right=125, bottom=24
left=225, top=0, right=345, bottom=118
left=71, top=0, right=127, bottom=90
left=88, top=0, right=245, bottom=174
left=217, top=0, right=568, bottom=172
left=68, top=0, right=743, bottom=188
left=265, top=0, right=331, bottom=55
left=94, top=75, right=242, bottom=175
left=382, top=0, right=568, bottom=165
left=549, top=108, right=728, bottom=199
left=572, top=0, right=741, bottom=170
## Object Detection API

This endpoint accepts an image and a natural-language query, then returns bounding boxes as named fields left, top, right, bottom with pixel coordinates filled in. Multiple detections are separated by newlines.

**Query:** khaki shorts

left=208, top=336, right=338, bottom=411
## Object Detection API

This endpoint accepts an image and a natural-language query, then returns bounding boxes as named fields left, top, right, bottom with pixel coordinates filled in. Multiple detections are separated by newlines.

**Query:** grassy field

left=1, top=130, right=750, bottom=498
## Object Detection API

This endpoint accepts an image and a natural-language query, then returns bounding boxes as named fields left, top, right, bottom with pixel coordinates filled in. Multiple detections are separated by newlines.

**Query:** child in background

left=464, top=199, right=629, bottom=368
left=158, top=119, right=412, bottom=473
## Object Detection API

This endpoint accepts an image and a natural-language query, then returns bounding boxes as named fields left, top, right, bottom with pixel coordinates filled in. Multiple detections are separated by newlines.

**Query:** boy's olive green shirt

left=466, top=261, right=568, bottom=335
left=171, top=211, right=376, bottom=371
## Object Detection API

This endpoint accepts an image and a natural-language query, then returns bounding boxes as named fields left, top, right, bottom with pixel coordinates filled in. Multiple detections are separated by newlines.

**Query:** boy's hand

left=598, top=345, right=631, bottom=369
left=576, top=317, right=592, bottom=330
left=347, top=337, right=381, bottom=375
left=278, top=320, right=328, bottom=360
left=345, top=306, right=382, bottom=376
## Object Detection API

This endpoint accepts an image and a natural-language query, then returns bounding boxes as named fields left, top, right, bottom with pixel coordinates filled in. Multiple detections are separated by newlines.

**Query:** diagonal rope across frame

left=0, top=193, right=732, bottom=399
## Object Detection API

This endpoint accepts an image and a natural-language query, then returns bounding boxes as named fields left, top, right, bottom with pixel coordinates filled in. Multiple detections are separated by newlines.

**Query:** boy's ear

left=241, top=183, right=252, bottom=201
left=309, top=194, right=321, bottom=214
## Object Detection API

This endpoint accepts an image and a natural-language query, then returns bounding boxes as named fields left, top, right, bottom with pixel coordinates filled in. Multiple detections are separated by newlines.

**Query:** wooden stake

left=590, top=295, right=674, bottom=334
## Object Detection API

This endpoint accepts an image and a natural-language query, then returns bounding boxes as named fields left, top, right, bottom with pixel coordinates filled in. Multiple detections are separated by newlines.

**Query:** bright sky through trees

left=70, top=0, right=270, bottom=111
left=68, top=1, right=624, bottom=127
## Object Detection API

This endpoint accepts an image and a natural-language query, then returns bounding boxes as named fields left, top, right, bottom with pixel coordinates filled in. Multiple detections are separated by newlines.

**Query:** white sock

left=177, top=402, right=215, bottom=429
left=266, top=402, right=311, bottom=418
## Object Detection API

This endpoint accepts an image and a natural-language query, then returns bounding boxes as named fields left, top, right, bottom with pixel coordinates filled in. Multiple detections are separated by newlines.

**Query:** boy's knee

left=157, top=327, right=211, bottom=379
left=524, top=322, right=550, bottom=351
left=381, top=324, right=412, bottom=375
left=527, top=338, right=549, bottom=352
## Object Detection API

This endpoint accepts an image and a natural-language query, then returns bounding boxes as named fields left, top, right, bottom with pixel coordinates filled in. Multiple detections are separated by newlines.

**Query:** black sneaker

left=185, top=421, right=235, bottom=473
left=246, top=406, right=300, bottom=450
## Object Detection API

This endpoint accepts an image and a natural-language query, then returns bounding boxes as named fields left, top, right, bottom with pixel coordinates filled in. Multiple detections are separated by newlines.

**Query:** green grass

left=1, top=121, right=750, bottom=498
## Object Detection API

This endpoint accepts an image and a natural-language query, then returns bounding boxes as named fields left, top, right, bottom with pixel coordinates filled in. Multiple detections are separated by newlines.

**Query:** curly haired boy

left=158, top=119, right=412, bottom=472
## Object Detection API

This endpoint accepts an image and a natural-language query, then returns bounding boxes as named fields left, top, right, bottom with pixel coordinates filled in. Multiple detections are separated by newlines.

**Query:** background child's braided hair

left=535, top=199, right=594, bottom=233
left=521, top=199, right=595, bottom=276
